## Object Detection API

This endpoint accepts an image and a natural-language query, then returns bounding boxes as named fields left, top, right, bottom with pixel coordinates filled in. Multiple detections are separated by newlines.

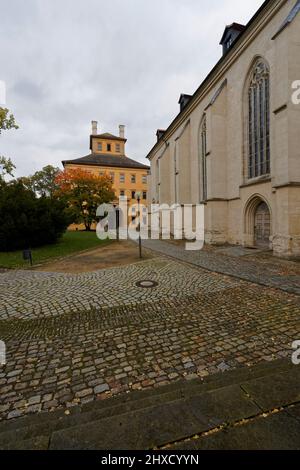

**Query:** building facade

left=147, top=0, right=300, bottom=259
left=63, top=122, right=150, bottom=227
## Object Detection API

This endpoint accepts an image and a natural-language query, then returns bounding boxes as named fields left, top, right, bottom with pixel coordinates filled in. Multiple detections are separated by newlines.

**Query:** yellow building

left=62, top=122, right=150, bottom=224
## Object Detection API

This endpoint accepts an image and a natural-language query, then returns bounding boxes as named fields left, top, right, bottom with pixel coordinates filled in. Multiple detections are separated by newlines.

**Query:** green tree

left=16, top=175, right=35, bottom=192
left=0, top=107, right=18, bottom=180
left=31, top=165, right=60, bottom=197
left=0, top=180, right=70, bottom=251
left=0, top=156, right=16, bottom=179
left=0, top=108, right=18, bottom=134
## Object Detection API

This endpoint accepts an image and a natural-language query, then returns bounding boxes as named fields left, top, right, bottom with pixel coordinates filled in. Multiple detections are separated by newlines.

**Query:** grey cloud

left=13, top=80, right=46, bottom=101
left=0, top=0, right=263, bottom=177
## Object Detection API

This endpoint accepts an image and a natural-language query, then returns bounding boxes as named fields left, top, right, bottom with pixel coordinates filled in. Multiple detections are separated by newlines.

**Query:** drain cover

left=136, top=280, right=158, bottom=289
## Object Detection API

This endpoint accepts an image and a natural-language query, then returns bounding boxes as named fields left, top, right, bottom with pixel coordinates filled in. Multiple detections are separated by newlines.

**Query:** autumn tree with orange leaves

left=55, top=168, right=115, bottom=231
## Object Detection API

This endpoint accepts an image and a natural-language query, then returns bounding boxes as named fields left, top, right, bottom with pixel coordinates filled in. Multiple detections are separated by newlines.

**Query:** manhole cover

left=136, top=280, right=158, bottom=289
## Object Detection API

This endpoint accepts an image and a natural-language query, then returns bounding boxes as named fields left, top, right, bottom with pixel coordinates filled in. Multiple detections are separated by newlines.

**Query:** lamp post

left=135, top=191, right=142, bottom=259
left=113, top=204, right=120, bottom=241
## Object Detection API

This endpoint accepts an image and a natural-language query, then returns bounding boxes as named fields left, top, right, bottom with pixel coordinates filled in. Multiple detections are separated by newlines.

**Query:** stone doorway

left=254, top=201, right=271, bottom=247
left=244, top=195, right=272, bottom=250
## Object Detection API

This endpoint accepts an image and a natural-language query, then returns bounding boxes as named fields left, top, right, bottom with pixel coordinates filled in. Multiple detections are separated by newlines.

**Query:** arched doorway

left=254, top=201, right=271, bottom=247
left=244, top=195, right=272, bottom=249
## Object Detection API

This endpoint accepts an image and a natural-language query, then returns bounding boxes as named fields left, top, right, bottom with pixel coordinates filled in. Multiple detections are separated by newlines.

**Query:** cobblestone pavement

left=0, top=255, right=299, bottom=421
left=141, top=240, right=300, bottom=295
left=0, top=258, right=240, bottom=320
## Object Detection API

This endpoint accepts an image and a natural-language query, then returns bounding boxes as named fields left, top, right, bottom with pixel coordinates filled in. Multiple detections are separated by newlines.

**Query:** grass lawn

left=0, top=231, right=111, bottom=269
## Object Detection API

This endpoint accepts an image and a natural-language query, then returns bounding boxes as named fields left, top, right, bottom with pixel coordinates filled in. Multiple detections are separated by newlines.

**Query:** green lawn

left=0, top=231, right=110, bottom=269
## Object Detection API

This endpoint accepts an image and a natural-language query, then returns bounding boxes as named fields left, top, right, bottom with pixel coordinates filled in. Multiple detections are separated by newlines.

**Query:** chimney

left=91, top=120, right=98, bottom=135
left=119, top=124, right=125, bottom=139
left=220, top=23, right=246, bottom=55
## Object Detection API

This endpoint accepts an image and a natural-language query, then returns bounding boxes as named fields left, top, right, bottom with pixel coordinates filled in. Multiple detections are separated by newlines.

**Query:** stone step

left=0, top=359, right=296, bottom=449
left=0, top=357, right=289, bottom=435
left=50, top=384, right=260, bottom=450
left=49, top=362, right=300, bottom=450
left=170, top=409, right=300, bottom=450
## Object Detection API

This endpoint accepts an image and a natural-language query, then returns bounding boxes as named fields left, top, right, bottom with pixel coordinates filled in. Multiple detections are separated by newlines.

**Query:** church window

left=248, top=59, right=270, bottom=179
left=200, top=116, right=207, bottom=201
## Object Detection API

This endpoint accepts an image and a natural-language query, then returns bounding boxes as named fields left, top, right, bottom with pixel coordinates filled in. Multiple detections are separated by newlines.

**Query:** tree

left=17, top=165, right=60, bottom=196
left=31, top=165, right=60, bottom=197
left=0, top=108, right=18, bottom=134
left=55, top=168, right=115, bottom=231
left=16, top=175, right=35, bottom=192
left=0, top=156, right=16, bottom=179
left=0, top=107, right=18, bottom=181
left=0, top=181, right=70, bottom=251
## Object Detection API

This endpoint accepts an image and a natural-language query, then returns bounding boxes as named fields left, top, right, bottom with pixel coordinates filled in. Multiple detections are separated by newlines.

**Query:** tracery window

left=201, top=116, right=207, bottom=200
left=248, top=60, right=270, bottom=179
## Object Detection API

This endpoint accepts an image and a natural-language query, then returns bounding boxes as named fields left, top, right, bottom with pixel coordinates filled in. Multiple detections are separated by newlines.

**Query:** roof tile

left=62, top=153, right=150, bottom=170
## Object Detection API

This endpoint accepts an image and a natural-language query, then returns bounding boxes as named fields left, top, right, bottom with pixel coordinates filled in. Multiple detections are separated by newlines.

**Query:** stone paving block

left=0, top=256, right=299, bottom=422
left=286, top=404, right=300, bottom=422
left=49, top=399, right=202, bottom=450
left=49, top=384, right=259, bottom=450
left=241, top=367, right=300, bottom=411
left=50, top=414, right=140, bottom=450
left=187, top=385, right=260, bottom=427
left=171, top=411, right=300, bottom=450
left=0, top=435, right=49, bottom=450
left=141, top=240, right=300, bottom=295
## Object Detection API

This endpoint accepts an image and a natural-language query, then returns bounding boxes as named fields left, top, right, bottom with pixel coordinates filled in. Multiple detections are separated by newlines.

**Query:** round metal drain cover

left=136, top=280, right=158, bottom=289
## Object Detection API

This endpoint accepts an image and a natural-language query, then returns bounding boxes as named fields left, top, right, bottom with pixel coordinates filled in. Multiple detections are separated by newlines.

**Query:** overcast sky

left=1, top=0, right=263, bottom=177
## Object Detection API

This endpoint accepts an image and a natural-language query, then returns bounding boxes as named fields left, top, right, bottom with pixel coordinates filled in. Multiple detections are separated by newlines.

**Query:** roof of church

left=62, top=153, right=150, bottom=170
left=90, top=132, right=126, bottom=142
left=146, top=0, right=299, bottom=160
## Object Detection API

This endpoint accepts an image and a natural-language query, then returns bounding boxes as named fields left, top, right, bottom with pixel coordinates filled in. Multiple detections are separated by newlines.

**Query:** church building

left=147, top=0, right=300, bottom=259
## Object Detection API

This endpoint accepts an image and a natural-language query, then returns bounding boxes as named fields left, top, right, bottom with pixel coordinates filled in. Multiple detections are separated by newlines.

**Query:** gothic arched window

left=174, top=145, right=179, bottom=204
left=248, top=59, right=270, bottom=179
left=200, top=116, right=207, bottom=200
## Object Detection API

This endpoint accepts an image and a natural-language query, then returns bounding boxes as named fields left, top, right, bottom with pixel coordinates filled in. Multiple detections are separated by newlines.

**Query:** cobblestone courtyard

left=0, top=247, right=299, bottom=421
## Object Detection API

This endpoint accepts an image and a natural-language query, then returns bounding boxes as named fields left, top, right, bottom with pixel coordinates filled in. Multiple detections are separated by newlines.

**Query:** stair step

left=0, top=435, right=49, bottom=450
left=0, top=358, right=293, bottom=449
left=49, top=384, right=260, bottom=450
left=0, top=390, right=183, bottom=446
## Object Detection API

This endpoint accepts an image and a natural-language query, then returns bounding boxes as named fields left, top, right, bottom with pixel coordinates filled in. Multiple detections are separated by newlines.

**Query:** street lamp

left=135, top=191, right=142, bottom=259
